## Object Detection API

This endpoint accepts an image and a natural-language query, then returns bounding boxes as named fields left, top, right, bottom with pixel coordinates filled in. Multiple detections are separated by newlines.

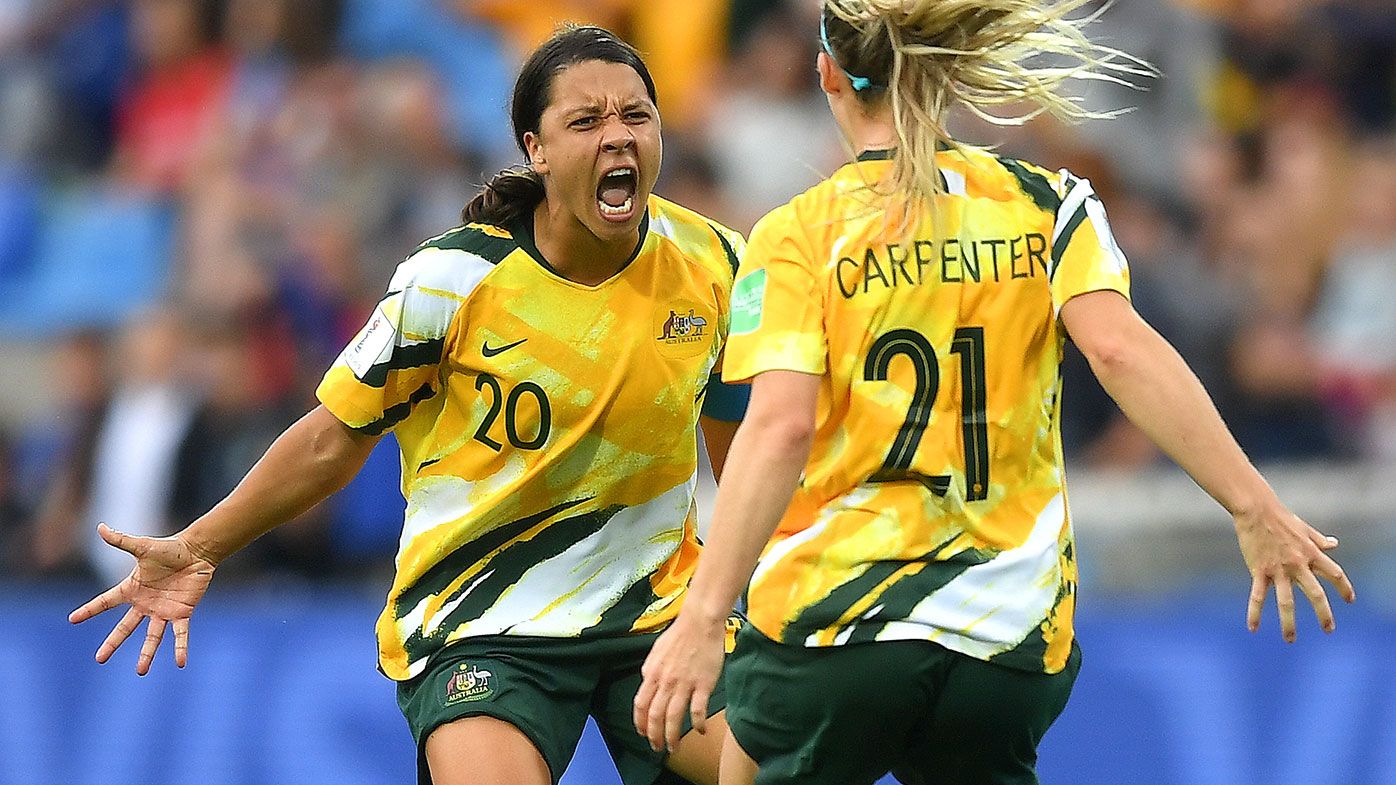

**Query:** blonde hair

left=822, top=0, right=1153, bottom=213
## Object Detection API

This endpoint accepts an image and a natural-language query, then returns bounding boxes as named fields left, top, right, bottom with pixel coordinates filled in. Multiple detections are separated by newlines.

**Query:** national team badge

left=655, top=301, right=713, bottom=359
left=445, top=663, right=495, bottom=704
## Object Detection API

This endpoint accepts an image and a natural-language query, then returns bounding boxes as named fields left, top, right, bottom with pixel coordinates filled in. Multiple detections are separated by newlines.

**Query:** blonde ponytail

left=823, top=0, right=1153, bottom=213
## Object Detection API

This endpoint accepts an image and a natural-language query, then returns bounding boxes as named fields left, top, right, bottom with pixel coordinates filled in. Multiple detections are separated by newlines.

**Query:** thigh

left=897, top=642, right=1082, bottom=785
left=396, top=638, right=597, bottom=785
left=425, top=716, right=551, bottom=785
left=589, top=634, right=729, bottom=785
left=724, top=628, right=931, bottom=785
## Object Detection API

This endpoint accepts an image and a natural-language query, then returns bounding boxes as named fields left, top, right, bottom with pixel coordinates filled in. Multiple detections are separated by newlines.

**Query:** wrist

left=178, top=529, right=226, bottom=566
left=680, top=595, right=733, bottom=631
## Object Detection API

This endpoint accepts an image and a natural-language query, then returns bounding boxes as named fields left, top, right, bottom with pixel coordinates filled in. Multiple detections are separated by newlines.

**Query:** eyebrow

left=563, top=99, right=651, bottom=117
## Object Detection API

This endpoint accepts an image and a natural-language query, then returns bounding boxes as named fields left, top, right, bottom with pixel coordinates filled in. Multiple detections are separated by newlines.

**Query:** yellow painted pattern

left=319, top=196, right=744, bottom=680
left=724, top=149, right=1128, bottom=673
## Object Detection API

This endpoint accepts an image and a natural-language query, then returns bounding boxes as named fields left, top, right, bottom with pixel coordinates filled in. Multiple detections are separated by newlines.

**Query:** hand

left=68, top=523, right=217, bottom=675
left=1234, top=505, right=1355, bottom=642
left=633, top=613, right=727, bottom=753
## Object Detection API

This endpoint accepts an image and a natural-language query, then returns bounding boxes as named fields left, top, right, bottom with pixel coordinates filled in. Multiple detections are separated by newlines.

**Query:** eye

left=624, top=111, right=651, bottom=123
left=570, top=116, right=599, bottom=130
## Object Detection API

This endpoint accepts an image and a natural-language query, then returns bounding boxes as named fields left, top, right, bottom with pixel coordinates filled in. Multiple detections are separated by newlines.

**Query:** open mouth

left=596, top=166, right=639, bottom=223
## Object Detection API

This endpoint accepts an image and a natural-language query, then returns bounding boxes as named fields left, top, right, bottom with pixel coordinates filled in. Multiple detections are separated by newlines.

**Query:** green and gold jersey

left=317, top=195, right=744, bottom=680
left=723, top=148, right=1130, bottom=674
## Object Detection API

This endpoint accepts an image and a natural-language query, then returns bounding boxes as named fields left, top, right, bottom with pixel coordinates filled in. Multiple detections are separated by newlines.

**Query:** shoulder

left=982, top=152, right=1103, bottom=219
left=392, top=223, right=520, bottom=298
left=746, top=182, right=825, bottom=257
left=647, top=195, right=745, bottom=280
left=973, top=152, right=1064, bottom=213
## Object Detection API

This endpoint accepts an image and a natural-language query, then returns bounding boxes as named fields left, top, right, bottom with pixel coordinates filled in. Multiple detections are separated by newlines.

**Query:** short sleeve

left=316, top=249, right=470, bottom=435
left=721, top=207, right=827, bottom=383
left=1048, top=172, right=1131, bottom=314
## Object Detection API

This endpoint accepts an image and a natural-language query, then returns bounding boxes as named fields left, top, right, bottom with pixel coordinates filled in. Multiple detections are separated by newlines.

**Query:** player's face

left=526, top=60, right=662, bottom=242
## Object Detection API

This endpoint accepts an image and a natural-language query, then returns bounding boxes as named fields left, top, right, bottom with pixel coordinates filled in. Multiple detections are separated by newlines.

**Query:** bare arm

left=69, top=405, right=379, bottom=674
left=1060, top=290, right=1355, bottom=639
left=636, top=370, right=818, bottom=751
left=180, top=405, right=379, bottom=563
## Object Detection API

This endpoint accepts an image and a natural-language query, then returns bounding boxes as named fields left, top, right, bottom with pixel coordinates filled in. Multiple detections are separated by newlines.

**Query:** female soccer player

left=70, top=25, right=747, bottom=785
left=635, top=2, right=1357, bottom=784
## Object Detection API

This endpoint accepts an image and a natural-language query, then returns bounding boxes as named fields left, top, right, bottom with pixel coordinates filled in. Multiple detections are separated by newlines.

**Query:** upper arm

left=745, top=370, right=820, bottom=441
left=1060, top=289, right=1151, bottom=364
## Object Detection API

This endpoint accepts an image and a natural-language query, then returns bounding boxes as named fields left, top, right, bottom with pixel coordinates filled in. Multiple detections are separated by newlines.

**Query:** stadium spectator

left=32, top=309, right=199, bottom=585
left=113, top=0, right=230, bottom=194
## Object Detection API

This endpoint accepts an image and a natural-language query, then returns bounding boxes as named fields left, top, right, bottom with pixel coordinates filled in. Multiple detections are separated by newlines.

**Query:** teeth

left=599, top=196, right=635, bottom=217
left=608, top=168, right=634, bottom=178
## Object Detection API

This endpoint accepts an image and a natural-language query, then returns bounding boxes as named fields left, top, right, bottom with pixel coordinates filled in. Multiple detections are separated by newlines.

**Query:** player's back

left=723, top=147, right=1130, bottom=669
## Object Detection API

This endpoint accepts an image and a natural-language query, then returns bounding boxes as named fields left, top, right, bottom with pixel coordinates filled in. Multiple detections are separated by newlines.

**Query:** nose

left=600, top=114, right=635, bottom=153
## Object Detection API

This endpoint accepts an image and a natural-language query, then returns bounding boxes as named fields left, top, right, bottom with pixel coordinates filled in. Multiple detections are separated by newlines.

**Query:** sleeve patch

left=730, top=269, right=767, bottom=336
left=343, top=305, right=398, bottom=379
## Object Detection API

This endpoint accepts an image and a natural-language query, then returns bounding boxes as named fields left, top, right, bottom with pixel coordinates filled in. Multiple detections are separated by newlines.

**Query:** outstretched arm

left=636, top=370, right=817, bottom=752
left=69, top=405, right=379, bottom=673
left=1060, top=290, right=1356, bottom=641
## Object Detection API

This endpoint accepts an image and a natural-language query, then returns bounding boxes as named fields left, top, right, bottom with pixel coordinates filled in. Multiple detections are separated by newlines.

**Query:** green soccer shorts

left=397, top=633, right=728, bottom=785
left=724, top=625, right=1081, bottom=785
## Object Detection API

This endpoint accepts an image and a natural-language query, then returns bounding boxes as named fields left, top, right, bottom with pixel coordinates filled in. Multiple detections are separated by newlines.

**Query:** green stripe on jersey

left=354, top=382, right=436, bottom=436
left=995, top=157, right=1062, bottom=214
left=711, top=224, right=740, bottom=276
left=781, top=560, right=907, bottom=644
left=419, top=224, right=519, bottom=266
left=400, top=503, right=625, bottom=664
left=1050, top=202, right=1090, bottom=280
left=837, top=545, right=997, bottom=646
left=356, top=337, right=445, bottom=389
left=394, top=496, right=592, bottom=615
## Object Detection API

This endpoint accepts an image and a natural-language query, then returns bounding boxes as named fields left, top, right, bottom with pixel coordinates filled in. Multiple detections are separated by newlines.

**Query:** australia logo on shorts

left=445, top=663, right=495, bottom=705
left=658, top=308, right=708, bottom=343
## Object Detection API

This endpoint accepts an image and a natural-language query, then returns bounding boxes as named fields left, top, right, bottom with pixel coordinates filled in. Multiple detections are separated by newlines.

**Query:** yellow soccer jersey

left=723, top=148, right=1130, bottom=674
left=317, top=195, right=744, bottom=680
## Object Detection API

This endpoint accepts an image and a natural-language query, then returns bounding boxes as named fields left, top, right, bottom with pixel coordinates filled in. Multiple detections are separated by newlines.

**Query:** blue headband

left=820, top=15, right=876, bottom=92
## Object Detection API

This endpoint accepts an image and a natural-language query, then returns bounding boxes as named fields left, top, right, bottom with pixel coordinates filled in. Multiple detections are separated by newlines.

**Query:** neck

left=532, top=201, right=639, bottom=286
left=839, top=103, right=898, bottom=159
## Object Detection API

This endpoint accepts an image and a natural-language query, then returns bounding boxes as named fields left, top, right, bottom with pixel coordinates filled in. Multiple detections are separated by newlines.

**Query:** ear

left=523, top=130, right=548, bottom=175
left=816, top=52, right=845, bottom=99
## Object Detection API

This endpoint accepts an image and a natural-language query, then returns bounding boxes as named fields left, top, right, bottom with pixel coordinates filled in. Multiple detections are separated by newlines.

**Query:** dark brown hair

left=462, top=25, right=659, bottom=226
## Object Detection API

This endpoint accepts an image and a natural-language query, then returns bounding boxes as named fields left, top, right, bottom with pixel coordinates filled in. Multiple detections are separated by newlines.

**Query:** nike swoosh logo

left=482, top=338, right=527, bottom=358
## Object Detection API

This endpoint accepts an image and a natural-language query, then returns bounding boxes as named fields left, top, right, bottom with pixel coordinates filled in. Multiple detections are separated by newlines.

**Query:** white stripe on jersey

left=387, top=246, right=496, bottom=341
left=941, top=167, right=968, bottom=197
left=1084, top=194, right=1130, bottom=275
left=1052, top=175, right=1095, bottom=248
left=750, top=484, right=880, bottom=587
left=873, top=493, right=1066, bottom=659
left=437, top=472, right=698, bottom=642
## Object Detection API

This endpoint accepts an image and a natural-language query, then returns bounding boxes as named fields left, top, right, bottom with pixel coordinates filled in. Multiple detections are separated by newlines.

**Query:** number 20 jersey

left=317, top=196, right=743, bottom=681
left=722, top=149, right=1130, bottom=674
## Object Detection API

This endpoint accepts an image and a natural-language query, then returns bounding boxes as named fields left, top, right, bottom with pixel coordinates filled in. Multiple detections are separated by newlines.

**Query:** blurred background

left=0, top=0, right=1394, bottom=783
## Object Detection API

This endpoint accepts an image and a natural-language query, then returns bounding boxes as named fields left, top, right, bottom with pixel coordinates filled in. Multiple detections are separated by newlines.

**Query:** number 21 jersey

left=722, top=148, right=1130, bottom=675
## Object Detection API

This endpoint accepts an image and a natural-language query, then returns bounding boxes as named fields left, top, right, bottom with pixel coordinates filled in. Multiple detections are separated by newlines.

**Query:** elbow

left=1079, top=335, right=1134, bottom=377
left=777, top=418, right=815, bottom=454
left=747, top=409, right=815, bottom=456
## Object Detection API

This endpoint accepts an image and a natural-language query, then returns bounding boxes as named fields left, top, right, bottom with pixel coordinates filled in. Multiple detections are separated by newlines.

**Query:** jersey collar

left=856, top=148, right=896, bottom=162
left=510, top=208, right=650, bottom=287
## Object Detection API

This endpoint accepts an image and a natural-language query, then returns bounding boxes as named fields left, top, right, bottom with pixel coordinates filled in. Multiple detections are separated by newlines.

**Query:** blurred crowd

left=0, top=0, right=1393, bottom=583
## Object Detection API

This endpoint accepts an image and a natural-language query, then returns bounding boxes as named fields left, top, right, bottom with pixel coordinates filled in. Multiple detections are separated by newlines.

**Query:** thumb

left=97, top=523, right=149, bottom=558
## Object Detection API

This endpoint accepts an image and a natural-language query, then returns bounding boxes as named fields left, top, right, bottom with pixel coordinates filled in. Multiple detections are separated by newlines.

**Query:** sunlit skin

left=525, top=60, right=662, bottom=286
